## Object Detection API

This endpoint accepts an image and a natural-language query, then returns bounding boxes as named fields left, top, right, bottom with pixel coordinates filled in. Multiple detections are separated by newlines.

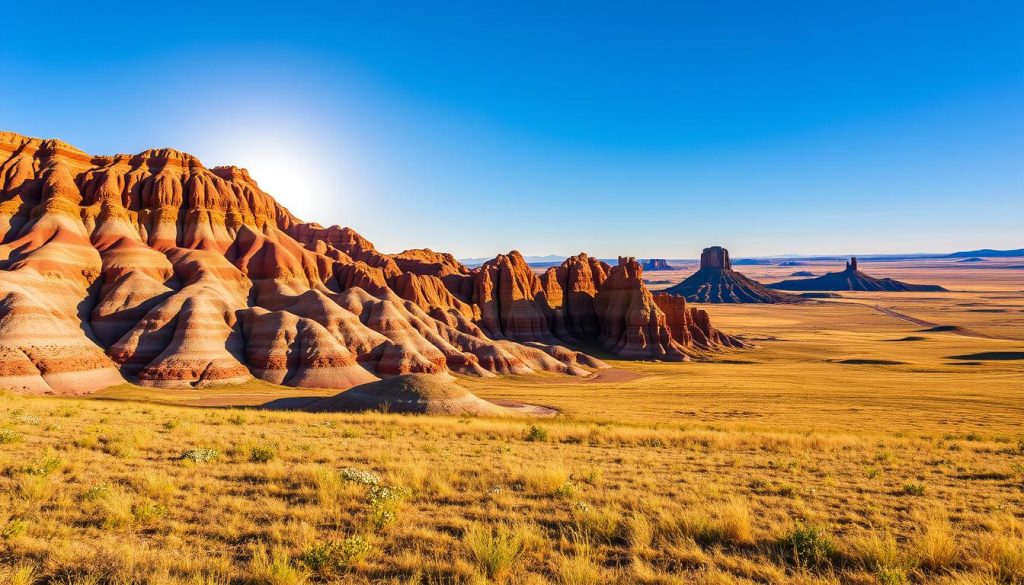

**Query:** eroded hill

left=0, top=132, right=742, bottom=394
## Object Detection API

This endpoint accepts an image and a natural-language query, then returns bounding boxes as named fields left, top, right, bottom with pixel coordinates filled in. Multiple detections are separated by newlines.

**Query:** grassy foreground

left=0, top=391, right=1022, bottom=585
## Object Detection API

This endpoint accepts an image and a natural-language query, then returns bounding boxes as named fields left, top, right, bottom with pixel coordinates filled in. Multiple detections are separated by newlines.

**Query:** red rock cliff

left=0, top=132, right=743, bottom=394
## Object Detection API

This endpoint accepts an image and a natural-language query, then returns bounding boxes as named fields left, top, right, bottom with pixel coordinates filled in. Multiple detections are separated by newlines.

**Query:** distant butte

left=767, top=257, right=947, bottom=292
left=642, top=258, right=673, bottom=271
left=0, top=131, right=745, bottom=395
left=662, top=246, right=803, bottom=304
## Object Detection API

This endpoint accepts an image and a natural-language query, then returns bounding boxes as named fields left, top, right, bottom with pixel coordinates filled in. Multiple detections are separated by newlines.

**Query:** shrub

left=553, top=480, right=577, bottom=499
left=249, top=445, right=276, bottom=463
left=877, top=569, right=911, bottom=585
left=637, top=437, right=665, bottom=448
left=22, top=455, right=62, bottom=476
left=464, top=523, right=523, bottom=580
left=132, top=501, right=168, bottom=525
left=181, top=448, right=220, bottom=463
left=80, top=482, right=112, bottom=502
left=780, top=523, right=836, bottom=567
left=10, top=410, right=40, bottom=425
left=580, top=468, right=602, bottom=485
left=227, top=412, right=249, bottom=425
left=300, top=536, right=371, bottom=575
left=299, top=542, right=339, bottom=576
left=340, top=467, right=380, bottom=486
left=777, top=483, right=798, bottom=498
left=1, top=518, right=29, bottom=539
left=524, top=425, right=548, bottom=442
left=366, top=485, right=409, bottom=530
left=336, top=535, right=372, bottom=568
left=0, top=428, right=23, bottom=444
left=901, top=483, right=927, bottom=496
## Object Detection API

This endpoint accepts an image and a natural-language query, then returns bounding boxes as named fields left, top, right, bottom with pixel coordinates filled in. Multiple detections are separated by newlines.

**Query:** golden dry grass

left=0, top=259, right=1022, bottom=584
left=1, top=392, right=1022, bottom=583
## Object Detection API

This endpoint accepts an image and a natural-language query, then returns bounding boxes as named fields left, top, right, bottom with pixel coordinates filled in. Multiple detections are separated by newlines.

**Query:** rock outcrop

left=305, top=373, right=508, bottom=415
left=0, top=132, right=744, bottom=394
left=662, top=246, right=802, bottom=303
left=767, top=257, right=947, bottom=292
left=592, top=257, right=742, bottom=359
left=642, top=258, right=673, bottom=271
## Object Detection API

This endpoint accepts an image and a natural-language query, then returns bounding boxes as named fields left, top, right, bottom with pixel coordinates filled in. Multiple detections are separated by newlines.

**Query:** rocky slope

left=0, top=132, right=743, bottom=394
left=663, top=247, right=802, bottom=303
left=767, top=258, right=947, bottom=292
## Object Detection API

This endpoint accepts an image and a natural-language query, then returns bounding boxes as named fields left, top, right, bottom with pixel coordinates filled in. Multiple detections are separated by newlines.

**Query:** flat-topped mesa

left=663, top=246, right=802, bottom=304
left=642, top=258, right=673, bottom=271
left=701, top=246, right=731, bottom=270
left=0, top=131, right=746, bottom=395
left=845, top=257, right=858, bottom=272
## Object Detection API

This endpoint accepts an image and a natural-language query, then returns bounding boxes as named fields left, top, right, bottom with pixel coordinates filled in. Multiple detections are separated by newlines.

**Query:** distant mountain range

left=461, top=248, right=1024, bottom=267
left=946, top=248, right=1024, bottom=258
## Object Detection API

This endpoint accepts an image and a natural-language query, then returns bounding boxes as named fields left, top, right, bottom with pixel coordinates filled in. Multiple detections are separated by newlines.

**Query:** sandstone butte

left=0, top=132, right=744, bottom=395
left=641, top=258, right=673, bottom=271
left=767, top=257, right=948, bottom=292
left=663, top=246, right=802, bottom=303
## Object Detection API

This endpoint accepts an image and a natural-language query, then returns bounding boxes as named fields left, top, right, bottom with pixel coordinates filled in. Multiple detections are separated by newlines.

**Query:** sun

left=191, top=105, right=353, bottom=225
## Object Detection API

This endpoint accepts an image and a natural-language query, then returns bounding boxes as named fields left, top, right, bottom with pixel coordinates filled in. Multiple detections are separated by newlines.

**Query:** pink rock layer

left=0, top=132, right=744, bottom=394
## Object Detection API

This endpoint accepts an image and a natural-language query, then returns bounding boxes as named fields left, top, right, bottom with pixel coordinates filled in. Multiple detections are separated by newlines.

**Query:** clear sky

left=2, top=1, right=1022, bottom=258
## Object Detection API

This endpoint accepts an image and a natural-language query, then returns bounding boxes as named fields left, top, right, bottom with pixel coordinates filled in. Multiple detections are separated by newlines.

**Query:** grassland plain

left=1, top=260, right=1022, bottom=584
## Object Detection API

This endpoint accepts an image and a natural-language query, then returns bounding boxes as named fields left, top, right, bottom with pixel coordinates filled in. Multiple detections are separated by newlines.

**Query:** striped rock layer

left=0, top=132, right=742, bottom=394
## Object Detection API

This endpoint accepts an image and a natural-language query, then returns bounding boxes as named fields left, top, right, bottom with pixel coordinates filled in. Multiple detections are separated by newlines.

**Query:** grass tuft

left=249, top=545, right=309, bottom=585
left=464, top=523, right=524, bottom=581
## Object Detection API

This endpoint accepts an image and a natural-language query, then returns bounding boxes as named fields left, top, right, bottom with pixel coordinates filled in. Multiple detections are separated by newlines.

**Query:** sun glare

left=187, top=96, right=354, bottom=225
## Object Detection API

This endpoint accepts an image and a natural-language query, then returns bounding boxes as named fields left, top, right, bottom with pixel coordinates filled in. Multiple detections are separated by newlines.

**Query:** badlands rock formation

left=768, top=257, right=947, bottom=292
left=0, top=132, right=742, bottom=394
left=663, top=246, right=802, bottom=303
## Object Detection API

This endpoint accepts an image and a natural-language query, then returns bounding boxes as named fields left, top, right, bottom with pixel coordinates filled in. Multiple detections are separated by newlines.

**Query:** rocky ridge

left=0, top=132, right=743, bottom=394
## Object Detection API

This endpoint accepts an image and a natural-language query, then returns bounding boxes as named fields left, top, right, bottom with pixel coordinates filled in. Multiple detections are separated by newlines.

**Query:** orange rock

left=472, top=251, right=557, bottom=343
left=0, top=132, right=742, bottom=395
left=592, top=257, right=688, bottom=360
left=541, top=253, right=610, bottom=341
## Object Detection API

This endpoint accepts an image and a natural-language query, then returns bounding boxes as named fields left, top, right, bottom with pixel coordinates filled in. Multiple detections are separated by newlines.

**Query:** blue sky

left=2, top=1, right=1021, bottom=258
